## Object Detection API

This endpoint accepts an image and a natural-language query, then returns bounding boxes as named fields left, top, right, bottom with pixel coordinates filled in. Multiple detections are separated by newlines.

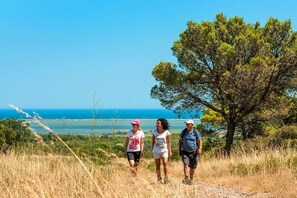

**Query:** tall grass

left=1, top=146, right=296, bottom=197
left=196, top=146, right=297, bottom=198
left=6, top=105, right=296, bottom=197
left=9, top=105, right=105, bottom=197
left=0, top=153, right=193, bottom=197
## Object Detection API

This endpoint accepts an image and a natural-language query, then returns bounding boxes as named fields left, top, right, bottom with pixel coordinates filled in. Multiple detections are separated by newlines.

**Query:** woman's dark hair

left=157, top=118, right=170, bottom=130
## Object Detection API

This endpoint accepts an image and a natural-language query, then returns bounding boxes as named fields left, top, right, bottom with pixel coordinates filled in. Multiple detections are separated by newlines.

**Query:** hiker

left=151, top=118, right=172, bottom=183
left=124, top=119, right=145, bottom=176
left=179, top=119, right=202, bottom=185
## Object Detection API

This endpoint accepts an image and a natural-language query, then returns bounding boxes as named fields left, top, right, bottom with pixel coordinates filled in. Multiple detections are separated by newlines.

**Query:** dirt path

left=112, top=157, right=274, bottom=198
left=173, top=180, right=273, bottom=198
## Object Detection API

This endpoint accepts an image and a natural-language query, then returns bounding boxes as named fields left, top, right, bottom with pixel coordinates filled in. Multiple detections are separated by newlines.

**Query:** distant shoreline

left=0, top=108, right=202, bottom=119
left=15, top=118, right=201, bottom=135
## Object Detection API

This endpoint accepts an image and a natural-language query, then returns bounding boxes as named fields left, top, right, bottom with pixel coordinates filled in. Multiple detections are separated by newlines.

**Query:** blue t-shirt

left=180, top=129, right=201, bottom=151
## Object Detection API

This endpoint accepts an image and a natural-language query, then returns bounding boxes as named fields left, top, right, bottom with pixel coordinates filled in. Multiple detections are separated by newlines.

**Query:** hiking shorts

left=127, top=151, right=141, bottom=163
left=153, top=151, right=168, bottom=159
left=182, top=150, right=198, bottom=169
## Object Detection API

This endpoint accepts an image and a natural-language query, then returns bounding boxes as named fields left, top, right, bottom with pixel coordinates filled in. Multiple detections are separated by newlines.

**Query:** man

left=179, top=119, right=202, bottom=185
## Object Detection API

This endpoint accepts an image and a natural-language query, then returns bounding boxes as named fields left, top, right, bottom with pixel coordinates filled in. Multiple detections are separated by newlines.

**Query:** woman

left=151, top=118, right=172, bottom=183
left=124, top=119, right=145, bottom=176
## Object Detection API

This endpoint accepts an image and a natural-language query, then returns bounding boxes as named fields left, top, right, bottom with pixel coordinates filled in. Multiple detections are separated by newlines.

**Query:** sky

left=1, top=0, right=297, bottom=109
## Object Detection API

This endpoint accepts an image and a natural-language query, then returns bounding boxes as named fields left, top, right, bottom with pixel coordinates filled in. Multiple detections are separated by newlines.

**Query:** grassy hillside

left=1, top=118, right=296, bottom=197
left=1, top=147, right=296, bottom=197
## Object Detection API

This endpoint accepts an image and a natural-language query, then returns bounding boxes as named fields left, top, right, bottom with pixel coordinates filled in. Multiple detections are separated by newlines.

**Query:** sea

left=0, top=109, right=202, bottom=135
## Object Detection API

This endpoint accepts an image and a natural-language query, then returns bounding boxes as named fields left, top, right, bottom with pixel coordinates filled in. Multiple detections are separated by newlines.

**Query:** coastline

left=27, top=118, right=201, bottom=135
left=1, top=108, right=202, bottom=134
left=0, top=108, right=202, bottom=119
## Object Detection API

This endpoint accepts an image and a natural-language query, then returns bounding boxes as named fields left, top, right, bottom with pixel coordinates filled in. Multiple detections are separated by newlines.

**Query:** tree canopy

left=151, top=14, right=297, bottom=155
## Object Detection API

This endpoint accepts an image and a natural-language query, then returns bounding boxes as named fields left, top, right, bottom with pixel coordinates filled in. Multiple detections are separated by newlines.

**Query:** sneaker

left=157, top=175, right=162, bottom=183
left=130, top=169, right=137, bottom=177
left=164, top=176, right=169, bottom=184
left=182, top=178, right=188, bottom=184
left=182, top=177, right=191, bottom=185
left=189, top=177, right=193, bottom=185
left=187, top=179, right=192, bottom=185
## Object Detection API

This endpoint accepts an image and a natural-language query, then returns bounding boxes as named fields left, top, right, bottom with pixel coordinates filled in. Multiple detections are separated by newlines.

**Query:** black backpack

left=181, top=128, right=200, bottom=140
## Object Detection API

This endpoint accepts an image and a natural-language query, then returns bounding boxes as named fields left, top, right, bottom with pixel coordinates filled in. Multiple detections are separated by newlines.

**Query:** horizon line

left=0, top=107, right=171, bottom=110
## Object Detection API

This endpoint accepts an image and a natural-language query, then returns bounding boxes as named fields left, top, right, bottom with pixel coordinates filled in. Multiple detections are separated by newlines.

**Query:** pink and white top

left=126, top=130, right=145, bottom=152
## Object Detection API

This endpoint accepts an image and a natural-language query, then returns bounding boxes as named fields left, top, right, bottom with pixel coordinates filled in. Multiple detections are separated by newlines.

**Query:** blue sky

left=1, top=0, right=297, bottom=109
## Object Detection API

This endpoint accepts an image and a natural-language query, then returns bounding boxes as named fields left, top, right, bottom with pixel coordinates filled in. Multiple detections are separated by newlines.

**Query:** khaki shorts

left=153, top=151, right=168, bottom=159
left=182, top=150, right=198, bottom=169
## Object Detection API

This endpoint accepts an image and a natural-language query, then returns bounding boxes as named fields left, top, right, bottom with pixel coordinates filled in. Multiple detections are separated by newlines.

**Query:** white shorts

left=153, top=151, right=168, bottom=159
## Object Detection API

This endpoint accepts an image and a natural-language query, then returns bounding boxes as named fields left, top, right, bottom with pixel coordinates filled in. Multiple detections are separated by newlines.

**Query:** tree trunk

left=224, top=121, right=236, bottom=156
left=241, top=123, right=248, bottom=140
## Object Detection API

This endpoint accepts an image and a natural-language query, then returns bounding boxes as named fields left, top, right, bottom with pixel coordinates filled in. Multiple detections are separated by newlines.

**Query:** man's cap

left=185, top=119, right=194, bottom=125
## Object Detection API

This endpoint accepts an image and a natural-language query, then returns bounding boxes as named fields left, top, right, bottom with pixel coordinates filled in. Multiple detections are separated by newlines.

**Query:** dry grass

left=1, top=147, right=296, bottom=197
left=6, top=106, right=296, bottom=197
left=0, top=153, right=196, bottom=197
left=196, top=148, right=297, bottom=198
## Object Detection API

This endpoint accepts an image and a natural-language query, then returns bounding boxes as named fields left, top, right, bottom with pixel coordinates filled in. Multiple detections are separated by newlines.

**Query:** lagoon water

left=0, top=109, right=202, bottom=134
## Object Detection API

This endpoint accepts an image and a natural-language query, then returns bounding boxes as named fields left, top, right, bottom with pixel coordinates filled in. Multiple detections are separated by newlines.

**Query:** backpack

left=180, top=128, right=200, bottom=154
left=181, top=128, right=200, bottom=140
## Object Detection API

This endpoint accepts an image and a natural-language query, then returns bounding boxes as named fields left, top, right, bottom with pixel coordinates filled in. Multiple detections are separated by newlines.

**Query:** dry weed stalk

left=9, top=104, right=105, bottom=197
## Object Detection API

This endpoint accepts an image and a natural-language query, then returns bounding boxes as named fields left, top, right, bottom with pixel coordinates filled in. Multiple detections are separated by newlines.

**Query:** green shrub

left=203, top=131, right=224, bottom=150
left=0, top=124, right=16, bottom=147
left=231, top=162, right=249, bottom=176
left=232, top=137, right=270, bottom=155
left=263, top=125, right=278, bottom=136
left=269, top=125, right=297, bottom=148
left=275, top=125, right=297, bottom=139
left=231, top=156, right=282, bottom=176
left=273, top=125, right=297, bottom=139
left=0, top=119, right=31, bottom=153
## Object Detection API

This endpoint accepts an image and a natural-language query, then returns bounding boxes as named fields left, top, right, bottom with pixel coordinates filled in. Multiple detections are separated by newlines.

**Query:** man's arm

left=179, top=138, right=183, bottom=156
left=197, top=138, right=202, bottom=155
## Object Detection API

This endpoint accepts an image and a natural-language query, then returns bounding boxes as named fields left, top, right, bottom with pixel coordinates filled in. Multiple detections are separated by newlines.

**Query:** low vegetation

left=1, top=119, right=296, bottom=197
left=1, top=143, right=296, bottom=197
left=0, top=119, right=30, bottom=153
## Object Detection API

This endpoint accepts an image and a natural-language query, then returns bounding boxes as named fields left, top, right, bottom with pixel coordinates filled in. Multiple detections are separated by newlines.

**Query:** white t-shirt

left=126, top=130, right=145, bottom=152
left=152, top=130, right=170, bottom=153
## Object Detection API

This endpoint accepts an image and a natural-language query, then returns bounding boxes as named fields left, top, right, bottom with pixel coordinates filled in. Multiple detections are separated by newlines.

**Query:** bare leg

left=129, top=160, right=136, bottom=176
left=128, top=160, right=135, bottom=170
left=134, top=162, right=139, bottom=172
left=161, top=157, right=168, bottom=176
left=182, top=164, right=191, bottom=184
left=162, top=157, right=169, bottom=183
left=190, top=168, right=195, bottom=180
left=184, top=164, right=190, bottom=178
left=155, top=159, right=162, bottom=181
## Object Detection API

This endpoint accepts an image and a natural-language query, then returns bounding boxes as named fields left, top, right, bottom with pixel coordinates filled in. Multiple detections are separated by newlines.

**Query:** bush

left=269, top=125, right=297, bottom=148
left=0, top=124, right=16, bottom=147
left=230, top=156, right=282, bottom=176
left=0, top=119, right=31, bottom=153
